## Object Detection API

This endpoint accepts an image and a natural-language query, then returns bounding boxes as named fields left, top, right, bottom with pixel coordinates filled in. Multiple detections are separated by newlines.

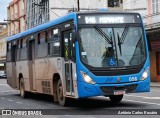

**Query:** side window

left=17, top=40, right=20, bottom=49
left=20, top=38, right=28, bottom=60
left=37, top=31, right=48, bottom=58
left=7, top=42, right=12, bottom=61
left=17, top=40, right=20, bottom=60
left=48, top=29, right=52, bottom=39
left=22, top=38, right=27, bottom=48
left=70, top=32, right=76, bottom=61
left=11, top=42, right=16, bottom=62
left=7, top=43, right=11, bottom=52
left=49, top=28, right=60, bottom=56
left=38, top=31, right=47, bottom=44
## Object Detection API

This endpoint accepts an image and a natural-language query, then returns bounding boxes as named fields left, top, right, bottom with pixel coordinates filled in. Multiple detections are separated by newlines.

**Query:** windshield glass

left=79, top=26, right=146, bottom=68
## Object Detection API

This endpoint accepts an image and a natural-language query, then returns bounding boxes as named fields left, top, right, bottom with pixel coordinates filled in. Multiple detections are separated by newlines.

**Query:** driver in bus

left=102, top=47, right=115, bottom=67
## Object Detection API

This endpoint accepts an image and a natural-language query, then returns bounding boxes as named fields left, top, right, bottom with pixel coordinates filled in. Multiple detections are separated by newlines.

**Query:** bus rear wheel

left=109, top=95, right=123, bottom=103
left=57, top=79, right=68, bottom=106
left=20, top=78, right=28, bottom=98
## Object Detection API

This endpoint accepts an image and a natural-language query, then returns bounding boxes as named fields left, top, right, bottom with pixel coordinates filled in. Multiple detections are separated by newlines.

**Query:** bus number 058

left=129, top=77, right=137, bottom=81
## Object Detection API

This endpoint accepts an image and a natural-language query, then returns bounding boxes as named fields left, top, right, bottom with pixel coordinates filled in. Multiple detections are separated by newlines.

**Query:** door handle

left=57, top=58, right=61, bottom=69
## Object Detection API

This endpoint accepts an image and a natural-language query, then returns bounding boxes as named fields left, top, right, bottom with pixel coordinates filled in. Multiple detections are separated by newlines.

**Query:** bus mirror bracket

left=147, top=36, right=151, bottom=51
left=72, top=29, right=77, bottom=42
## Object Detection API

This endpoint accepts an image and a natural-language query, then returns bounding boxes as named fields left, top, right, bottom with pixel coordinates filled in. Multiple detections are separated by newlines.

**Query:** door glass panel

left=63, top=30, right=74, bottom=93
left=65, top=63, right=70, bottom=92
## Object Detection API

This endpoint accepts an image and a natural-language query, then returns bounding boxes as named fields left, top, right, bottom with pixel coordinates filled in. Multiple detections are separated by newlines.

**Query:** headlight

left=140, top=68, right=149, bottom=81
left=81, top=71, right=96, bottom=84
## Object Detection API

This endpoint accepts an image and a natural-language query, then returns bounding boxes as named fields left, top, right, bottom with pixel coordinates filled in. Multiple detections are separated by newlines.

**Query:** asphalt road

left=0, top=79, right=160, bottom=118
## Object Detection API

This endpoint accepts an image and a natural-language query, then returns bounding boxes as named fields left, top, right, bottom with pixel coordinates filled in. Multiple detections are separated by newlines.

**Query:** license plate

left=114, top=90, right=125, bottom=95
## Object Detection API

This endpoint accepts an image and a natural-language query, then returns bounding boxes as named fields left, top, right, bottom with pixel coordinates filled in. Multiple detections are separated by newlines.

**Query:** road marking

left=151, top=89, right=160, bottom=92
left=1, top=97, right=5, bottom=99
left=16, top=102, right=22, bottom=104
left=2, top=90, right=17, bottom=93
left=142, top=97, right=160, bottom=99
left=0, top=84, right=8, bottom=86
left=7, top=99, right=13, bottom=101
left=123, top=99, right=160, bottom=106
left=125, top=94, right=160, bottom=99
left=125, top=94, right=147, bottom=98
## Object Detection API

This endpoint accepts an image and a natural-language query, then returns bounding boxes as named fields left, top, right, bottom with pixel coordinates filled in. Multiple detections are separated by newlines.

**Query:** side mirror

left=72, top=30, right=77, bottom=42
left=146, top=35, right=151, bottom=51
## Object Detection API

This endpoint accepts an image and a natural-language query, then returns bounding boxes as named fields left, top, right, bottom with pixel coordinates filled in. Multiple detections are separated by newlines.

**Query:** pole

left=77, top=0, right=80, bottom=11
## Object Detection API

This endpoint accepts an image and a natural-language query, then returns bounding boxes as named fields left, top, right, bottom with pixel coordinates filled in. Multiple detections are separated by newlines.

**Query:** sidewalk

left=151, top=82, right=160, bottom=87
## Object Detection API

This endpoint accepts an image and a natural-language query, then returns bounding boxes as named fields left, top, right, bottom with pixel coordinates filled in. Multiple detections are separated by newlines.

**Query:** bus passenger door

left=28, top=40, right=36, bottom=91
left=63, top=30, right=75, bottom=96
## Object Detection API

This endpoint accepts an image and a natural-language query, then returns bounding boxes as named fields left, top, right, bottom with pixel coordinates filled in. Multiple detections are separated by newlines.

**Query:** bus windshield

left=79, top=26, right=146, bottom=68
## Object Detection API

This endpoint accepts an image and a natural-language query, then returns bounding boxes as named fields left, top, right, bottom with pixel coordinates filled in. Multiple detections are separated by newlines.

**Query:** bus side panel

left=35, top=57, right=62, bottom=95
left=35, top=57, right=51, bottom=94
left=16, top=60, right=30, bottom=91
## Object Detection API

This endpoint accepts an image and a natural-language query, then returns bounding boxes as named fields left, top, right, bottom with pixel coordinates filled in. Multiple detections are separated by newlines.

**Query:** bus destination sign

left=78, top=14, right=141, bottom=24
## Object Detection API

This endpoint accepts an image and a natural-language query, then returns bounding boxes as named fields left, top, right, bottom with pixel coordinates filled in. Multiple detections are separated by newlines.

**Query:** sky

left=0, top=0, right=12, bottom=22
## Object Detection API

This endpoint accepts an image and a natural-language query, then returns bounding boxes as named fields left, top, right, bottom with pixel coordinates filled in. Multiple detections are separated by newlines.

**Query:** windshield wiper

left=117, top=25, right=129, bottom=56
left=94, top=26, right=113, bottom=46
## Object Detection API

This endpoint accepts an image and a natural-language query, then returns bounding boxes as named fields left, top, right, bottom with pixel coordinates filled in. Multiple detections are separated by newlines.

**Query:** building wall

left=150, top=50, right=157, bottom=81
left=19, top=0, right=26, bottom=32
left=123, top=0, right=148, bottom=17
left=123, top=0, right=160, bottom=81
left=26, top=0, right=49, bottom=29
left=0, top=25, right=7, bottom=71
left=7, top=0, right=26, bottom=36
left=26, top=0, right=123, bottom=29
left=124, top=0, right=160, bottom=28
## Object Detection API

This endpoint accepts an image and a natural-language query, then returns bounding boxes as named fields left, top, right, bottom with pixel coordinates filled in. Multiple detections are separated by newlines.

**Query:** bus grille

left=42, top=81, right=51, bottom=94
left=100, top=84, right=138, bottom=95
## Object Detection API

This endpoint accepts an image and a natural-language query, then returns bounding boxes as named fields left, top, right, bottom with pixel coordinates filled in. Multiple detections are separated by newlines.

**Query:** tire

left=57, top=79, right=68, bottom=106
left=20, top=78, right=28, bottom=98
left=109, top=95, right=123, bottom=103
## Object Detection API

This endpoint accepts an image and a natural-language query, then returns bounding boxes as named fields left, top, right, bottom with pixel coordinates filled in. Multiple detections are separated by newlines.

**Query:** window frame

left=48, top=28, right=61, bottom=56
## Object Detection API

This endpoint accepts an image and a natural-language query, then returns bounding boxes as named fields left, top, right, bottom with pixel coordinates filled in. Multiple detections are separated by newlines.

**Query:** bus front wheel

left=57, top=79, right=68, bottom=106
left=20, top=78, right=28, bottom=98
left=109, top=95, right=123, bottom=103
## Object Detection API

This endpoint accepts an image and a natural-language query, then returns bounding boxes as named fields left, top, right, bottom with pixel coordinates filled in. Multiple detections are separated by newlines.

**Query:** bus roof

left=7, top=12, right=77, bottom=42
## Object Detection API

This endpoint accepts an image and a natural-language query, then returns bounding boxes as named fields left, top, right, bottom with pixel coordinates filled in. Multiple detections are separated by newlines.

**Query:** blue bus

left=6, top=11, right=150, bottom=106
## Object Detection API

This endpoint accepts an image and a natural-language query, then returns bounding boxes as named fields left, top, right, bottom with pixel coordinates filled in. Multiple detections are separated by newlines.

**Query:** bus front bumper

left=77, top=79, right=150, bottom=98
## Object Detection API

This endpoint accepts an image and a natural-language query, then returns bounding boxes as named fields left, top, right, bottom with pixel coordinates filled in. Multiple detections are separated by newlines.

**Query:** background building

left=26, top=0, right=123, bottom=29
left=0, top=23, right=7, bottom=71
left=7, top=0, right=26, bottom=36
left=124, top=0, right=160, bottom=81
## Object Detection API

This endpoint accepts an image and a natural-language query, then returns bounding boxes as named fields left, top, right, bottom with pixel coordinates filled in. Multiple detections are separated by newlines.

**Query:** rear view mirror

left=146, top=35, right=151, bottom=51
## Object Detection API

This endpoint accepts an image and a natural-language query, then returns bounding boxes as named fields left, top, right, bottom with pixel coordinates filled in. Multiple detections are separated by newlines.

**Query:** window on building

left=108, top=0, right=120, bottom=7
left=153, top=0, right=159, bottom=14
